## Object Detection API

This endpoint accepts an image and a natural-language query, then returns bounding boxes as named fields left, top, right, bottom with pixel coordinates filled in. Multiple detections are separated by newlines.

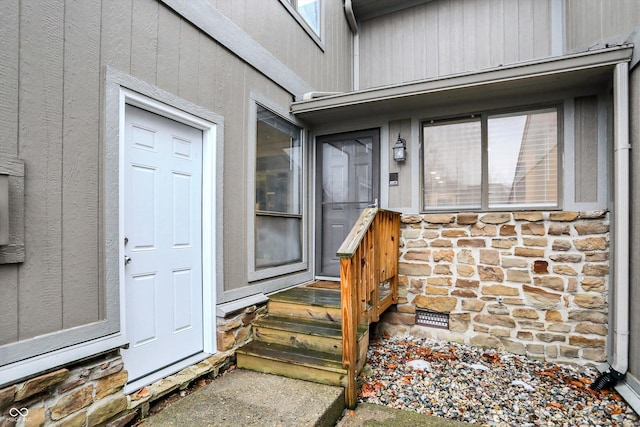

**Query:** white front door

left=122, top=104, right=204, bottom=383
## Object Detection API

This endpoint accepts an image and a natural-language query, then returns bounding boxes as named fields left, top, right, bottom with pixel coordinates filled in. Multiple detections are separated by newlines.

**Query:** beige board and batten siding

left=358, top=0, right=556, bottom=89
left=564, top=0, right=640, bottom=52
left=211, top=0, right=353, bottom=94
left=0, top=0, right=352, bottom=364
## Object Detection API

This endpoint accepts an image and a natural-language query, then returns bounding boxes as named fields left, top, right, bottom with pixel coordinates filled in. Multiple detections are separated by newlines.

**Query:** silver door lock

left=124, top=255, right=132, bottom=266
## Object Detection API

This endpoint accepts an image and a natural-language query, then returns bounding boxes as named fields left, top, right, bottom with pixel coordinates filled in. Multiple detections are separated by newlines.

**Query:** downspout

left=344, top=0, right=359, bottom=90
left=592, top=61, right=630, bottom=390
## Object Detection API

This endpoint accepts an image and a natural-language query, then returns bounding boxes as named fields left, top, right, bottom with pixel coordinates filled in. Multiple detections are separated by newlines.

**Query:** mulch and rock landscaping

left=357, top=335, right=639, bottom=426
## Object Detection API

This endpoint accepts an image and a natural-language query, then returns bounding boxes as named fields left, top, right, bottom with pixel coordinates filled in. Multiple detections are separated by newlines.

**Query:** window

left=422, top=107, right=559, bottom=211
left=289, top=0, right=321, bottom=35
left=255, top=106, right=303, bottom=269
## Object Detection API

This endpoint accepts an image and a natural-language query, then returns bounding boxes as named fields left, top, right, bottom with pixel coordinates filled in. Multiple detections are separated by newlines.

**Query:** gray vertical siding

left=574, top=96, right=599, bottom=204
left=0, top=0, right=351, bottom=348
left=388, top=119, right=412, bottom=209
left=62, top=0, right=102, bottom=328
left=18, top=0, right=65, bottom=339
left=565, top=0, right=640, bottom=51
left=0, top=0, right=20, bottom=346
left=358, top=0, right=555, bottom=89
left=213, top=0, right=353, bottom=93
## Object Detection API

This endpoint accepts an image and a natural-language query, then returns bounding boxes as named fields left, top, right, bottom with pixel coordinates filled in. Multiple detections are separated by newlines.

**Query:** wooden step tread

left=255, top=315, right=368, bottom=339
left=269, top=287, right=341, bottom=308
left=237, top=340, right=345, bottom=373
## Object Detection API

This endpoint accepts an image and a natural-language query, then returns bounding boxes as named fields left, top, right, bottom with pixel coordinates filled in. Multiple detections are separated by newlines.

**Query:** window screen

left=423, top=119, right=482, bottom=210
left=255, top=106, right=303, bottom=269
left=488, top=109, right=558, bottom=208
left=422, top=107, right=559, bottom=211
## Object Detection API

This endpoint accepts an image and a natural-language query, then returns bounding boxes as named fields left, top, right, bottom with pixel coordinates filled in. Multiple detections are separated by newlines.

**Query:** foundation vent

left=415, top=309, right=449, bottom=329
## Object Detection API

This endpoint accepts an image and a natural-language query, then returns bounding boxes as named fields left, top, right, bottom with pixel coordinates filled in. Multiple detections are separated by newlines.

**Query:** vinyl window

left=255, top=106, right=303, bottom=269
left=422, top=107, right=560, bottom=211
left=289, top=0, right=321, bottom=36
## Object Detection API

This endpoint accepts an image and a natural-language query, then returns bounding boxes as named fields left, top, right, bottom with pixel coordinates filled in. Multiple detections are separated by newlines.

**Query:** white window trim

left=278, top=0, right=325, bottom=51
left=248, top=93, right=309, bottom=283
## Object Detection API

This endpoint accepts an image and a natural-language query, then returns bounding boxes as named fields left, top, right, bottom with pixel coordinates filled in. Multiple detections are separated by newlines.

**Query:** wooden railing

left=337, top=208, right=401, bottom=409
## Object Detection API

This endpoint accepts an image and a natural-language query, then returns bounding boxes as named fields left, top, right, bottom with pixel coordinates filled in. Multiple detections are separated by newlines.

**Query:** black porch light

left=392, top=133, right=407, bottom=162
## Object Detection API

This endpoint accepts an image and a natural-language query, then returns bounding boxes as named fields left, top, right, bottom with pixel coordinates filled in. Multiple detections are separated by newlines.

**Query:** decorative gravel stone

left=358, top=336, right=638, bottom=426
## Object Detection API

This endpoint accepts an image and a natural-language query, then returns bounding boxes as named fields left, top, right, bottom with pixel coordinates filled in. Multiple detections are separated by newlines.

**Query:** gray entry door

left=316, top=129, right=379, bottom=277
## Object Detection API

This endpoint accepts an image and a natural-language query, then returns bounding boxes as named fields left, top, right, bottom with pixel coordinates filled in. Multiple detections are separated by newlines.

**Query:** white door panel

left=122, top=105, right=204, bottom=383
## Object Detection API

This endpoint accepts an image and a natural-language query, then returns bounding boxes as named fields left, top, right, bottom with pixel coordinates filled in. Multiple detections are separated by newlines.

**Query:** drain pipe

left=592, top=61, right=631, bottom=391
left=344, top=0, right=360, bottom=90
left=344, top=0, right=358, bottom=33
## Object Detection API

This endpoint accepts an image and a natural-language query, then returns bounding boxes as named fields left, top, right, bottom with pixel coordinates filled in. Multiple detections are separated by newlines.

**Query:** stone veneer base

left=0, top=303, right=264, bottom=427
left=383, top=210, right=610, bottom=366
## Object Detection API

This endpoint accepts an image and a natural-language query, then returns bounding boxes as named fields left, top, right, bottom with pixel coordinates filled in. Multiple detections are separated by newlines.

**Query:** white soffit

left=291, top=46, right=633, bottom=125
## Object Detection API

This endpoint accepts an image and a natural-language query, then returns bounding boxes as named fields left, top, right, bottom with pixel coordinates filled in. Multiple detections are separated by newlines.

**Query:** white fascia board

left=291, top=46, right=633, bottom=115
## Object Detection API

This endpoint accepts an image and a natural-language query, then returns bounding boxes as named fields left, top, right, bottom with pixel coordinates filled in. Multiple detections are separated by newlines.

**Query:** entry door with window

left=121, top=105, right=204, bottom=383
left=316, top=129, right=379, bottom=277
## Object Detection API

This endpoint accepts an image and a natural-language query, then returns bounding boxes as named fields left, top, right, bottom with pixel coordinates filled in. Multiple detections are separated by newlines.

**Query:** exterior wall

left=379, top=210, right=610, bottom=366
left=213, top=0, right=353, bottom=93
left=0, top=0, right=351, bottom=358
left=564, top=0, right=640, bottom=51
left=358, top=0, right=558, bottom=89
left=0, top=352, right=129, bottom=427
left=0, top=0, right=354, bottom=408
left=0, top=350, right=234, bottom=426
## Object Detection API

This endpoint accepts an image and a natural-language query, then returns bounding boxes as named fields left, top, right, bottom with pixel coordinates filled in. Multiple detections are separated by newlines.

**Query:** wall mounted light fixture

left=392, top=133, right=407, bottom=162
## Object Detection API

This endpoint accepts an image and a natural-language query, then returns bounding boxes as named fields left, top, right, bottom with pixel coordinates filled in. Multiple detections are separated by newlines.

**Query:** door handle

left=124, top=255, right=132, bottom=266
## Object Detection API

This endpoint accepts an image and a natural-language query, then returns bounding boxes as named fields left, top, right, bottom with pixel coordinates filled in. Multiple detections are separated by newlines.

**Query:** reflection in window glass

left=255, top=106, right=302, bottom=269
left=423, top=120, right=482, bottom=210
left=290, top=0, right=320, bottom=35
left=488, top=109, right=557, bottom=208
left=255, top=216, right=302, bottom=269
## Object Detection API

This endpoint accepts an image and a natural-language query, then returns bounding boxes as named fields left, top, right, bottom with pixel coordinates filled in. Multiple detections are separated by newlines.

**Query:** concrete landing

left=139, top=369, right=345, bottom=427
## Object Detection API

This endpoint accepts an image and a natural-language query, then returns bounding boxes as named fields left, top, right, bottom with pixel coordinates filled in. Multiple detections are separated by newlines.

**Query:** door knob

left=124, top=255, right=132, bottom=266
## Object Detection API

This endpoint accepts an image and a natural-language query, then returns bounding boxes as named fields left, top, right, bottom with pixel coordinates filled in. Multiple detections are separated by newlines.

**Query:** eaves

left=291, top=45, right=633, bottom=126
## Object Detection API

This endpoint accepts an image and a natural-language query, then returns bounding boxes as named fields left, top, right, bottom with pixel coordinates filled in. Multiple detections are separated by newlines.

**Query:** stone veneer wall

left=378, top=211, right=610, bottom=366
left=0, top=304, right=262, bottom=427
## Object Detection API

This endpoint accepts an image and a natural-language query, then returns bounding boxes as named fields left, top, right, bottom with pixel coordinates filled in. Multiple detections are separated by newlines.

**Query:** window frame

left=420, top=104, right=563, bottom=213
left=279, top=0, right=325, bottom=50
left=248, top=97, right=309, bottom=282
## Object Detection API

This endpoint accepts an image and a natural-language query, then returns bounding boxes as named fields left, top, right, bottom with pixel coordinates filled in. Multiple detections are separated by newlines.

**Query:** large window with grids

left=422, top=107, right=560, bottom=211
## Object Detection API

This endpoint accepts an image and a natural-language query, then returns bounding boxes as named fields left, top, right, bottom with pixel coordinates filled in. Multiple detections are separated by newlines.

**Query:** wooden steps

left=266, top=287, right=343, bottom=322
left=236, top=285, right=369, bottom=388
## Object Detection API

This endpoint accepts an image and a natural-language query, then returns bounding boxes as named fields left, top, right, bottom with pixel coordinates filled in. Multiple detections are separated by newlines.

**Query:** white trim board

left=118, top=88, right=219, bottom=365
left=108, top=67, right=224, bottom=391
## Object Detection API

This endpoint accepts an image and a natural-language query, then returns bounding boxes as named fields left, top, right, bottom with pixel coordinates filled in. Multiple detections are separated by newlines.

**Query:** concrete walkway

left=139, top=369, right=470, bottom=427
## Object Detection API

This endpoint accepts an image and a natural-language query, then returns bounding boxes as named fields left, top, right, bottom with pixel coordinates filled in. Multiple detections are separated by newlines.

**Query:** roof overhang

left=291, top=46, right=633, bottom=126
left=351, top=0, right=434, bottom=22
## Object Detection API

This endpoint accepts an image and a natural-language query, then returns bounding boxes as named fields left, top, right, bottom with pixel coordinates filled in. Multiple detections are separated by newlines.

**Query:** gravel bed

left=358, top=336, right=639, bottom=426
